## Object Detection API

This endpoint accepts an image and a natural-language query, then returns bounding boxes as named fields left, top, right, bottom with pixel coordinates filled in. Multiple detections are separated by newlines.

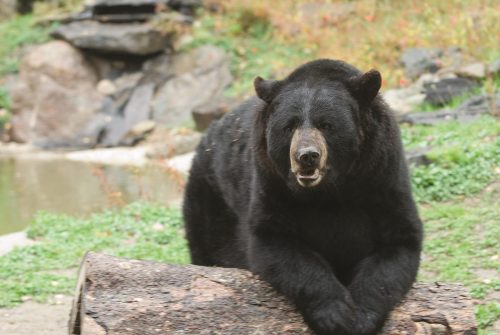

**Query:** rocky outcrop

left=51, top=21, right=172, bottom=56
left=423, top=77, right=480, bottom=107
left=10, top=41, right=104, bottom=147
left=0, top=0, right=17, bottom=19
left=7, top=0, right=232, bottom=149
left=401, top=93, right=500, bottom=125
left=151, top=45, right=233, bottom=125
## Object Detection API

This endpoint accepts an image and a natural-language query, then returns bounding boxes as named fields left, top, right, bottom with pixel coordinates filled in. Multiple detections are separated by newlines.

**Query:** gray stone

left=83, top=0, right=201, bottom=20
left=192, top=97, right=238, bottom=131
left=145, top=128, right=202, bottom=159
left=9, top=41, right=104, bottom=147
left=457, top=62, right=486, bottom=80
left=0, top=0, right=17, bottom=19
left=141, top=53, right=175, bottom=86
left=401, top=48, right=443, bottom=79
left=167, top=0, right=202, bottom=15
left=488, top=58, right=500, bottom=76
left=87, top=0, right=161, bottom=23
left=97, top=79, right=117, bottom=95
left=101, top=83, right=155, bottom=146
left=51, top=21, right=172, bottom=55
left=401, top=92, right=500, bottom=125
left=405, top=148, right=432, bottom=166
left=423, top=77, right=479, bottom=106
left=151, top=45, right=232, bottom=126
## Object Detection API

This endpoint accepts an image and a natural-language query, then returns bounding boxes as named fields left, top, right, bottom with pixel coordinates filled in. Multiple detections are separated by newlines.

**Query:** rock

left=457, top=62, right=486, bottom=80
left=112, top=71, right=143, bottom=93
left=0, top=0, right=17, bottom=19
left=423, top=77, right=479, bottom=106
left=405, top=148, right=432, bottom=166
left=51, top=21, right=172, bottom=56
left=167, top=0, right=202, bottom=15
left=10, top=41, right=104, bottom=147
left=141, top=52, right=175, bottom=86
left=151, top=45, right=232, bottom=126
left=164, top=151, right=195, bottom=175
left=383, top=74, right=442, bottom=115
left=87, top=0, right=161, bottom=23
left=192, top=97, right=238, bottom=131
left=97, top=79, right=117, bottom=95
left=86, top=53, right=144, bottom=80
left=401, top=92, right=500, bottom=125
left=86, top=0, right=202, bottom=18
left=401, top=48, right=443, bottom=80
left=146, top=128, right=201, bottom=159
left=101, top=83, right=155, bottom=146
left=488, top=58, right=500, bottom=76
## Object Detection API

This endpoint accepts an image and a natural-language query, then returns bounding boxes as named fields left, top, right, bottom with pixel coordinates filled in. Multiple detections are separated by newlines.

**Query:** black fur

left=183, top=59, right=423, bottom=335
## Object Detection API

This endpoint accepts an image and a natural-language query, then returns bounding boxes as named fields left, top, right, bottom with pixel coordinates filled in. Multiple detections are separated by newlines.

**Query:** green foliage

left=0, top=15, right=53, bottom=76
left=476, top=303, right=500, bottom=334
left=0, top=87, right=10, bottom=127
left=402, top=116, right=500, bottom=202
left=419, top=185, right=500, bottom=334
left=0, top=203, right=188, bottom=307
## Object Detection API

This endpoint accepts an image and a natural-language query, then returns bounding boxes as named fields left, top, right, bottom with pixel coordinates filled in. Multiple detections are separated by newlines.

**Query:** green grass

left=419, top=183, right=500, bottom=335
left=401, top=115, right=500, bottom=202
left=0, top=202, right=188, bottom=307
left=0, top=15, right=53, bottom=77
left=0, top=87, right=10, bottom=127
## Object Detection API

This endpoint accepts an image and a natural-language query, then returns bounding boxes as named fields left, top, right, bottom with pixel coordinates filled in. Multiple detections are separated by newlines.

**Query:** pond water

left=0, top=158, right=184, bottom=236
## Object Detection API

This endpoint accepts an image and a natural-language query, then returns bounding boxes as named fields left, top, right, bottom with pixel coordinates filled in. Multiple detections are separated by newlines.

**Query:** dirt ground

left=0, top=295, right=72, bottom=335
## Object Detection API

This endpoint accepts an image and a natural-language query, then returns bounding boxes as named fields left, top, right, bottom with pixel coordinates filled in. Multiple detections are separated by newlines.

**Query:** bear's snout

left=290, top=128, right=328, bottom=188
left=297, top=146, right=320, bottom=167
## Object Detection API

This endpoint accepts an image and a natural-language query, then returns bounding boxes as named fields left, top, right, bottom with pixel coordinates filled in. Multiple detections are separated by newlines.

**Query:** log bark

left=69, top=252, right=477, bottom=335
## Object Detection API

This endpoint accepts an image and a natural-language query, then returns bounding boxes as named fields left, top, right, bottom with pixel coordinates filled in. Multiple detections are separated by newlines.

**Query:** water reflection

left=0, top=158, right=184, bottom=235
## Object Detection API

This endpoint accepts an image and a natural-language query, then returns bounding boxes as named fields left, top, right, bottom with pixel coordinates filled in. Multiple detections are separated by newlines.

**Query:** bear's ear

left=350, top=69, right=382, bottom=104
left=254, top=76, right=282, bottom=104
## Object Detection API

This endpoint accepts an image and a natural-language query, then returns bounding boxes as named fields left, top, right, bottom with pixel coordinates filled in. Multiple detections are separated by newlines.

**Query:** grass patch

left=419, top=182, right=500, bottom=334
left=0, top=87, right=10, bottom=128
left=0, top=202, right=188, bottom=307
left=402, top=116, right=500, bottom=202
left=0, top=15, right=53, bottom=77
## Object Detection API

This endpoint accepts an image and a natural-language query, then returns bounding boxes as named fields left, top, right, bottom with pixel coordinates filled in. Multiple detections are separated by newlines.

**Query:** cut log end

left=69, top=252, right=477, bottom=335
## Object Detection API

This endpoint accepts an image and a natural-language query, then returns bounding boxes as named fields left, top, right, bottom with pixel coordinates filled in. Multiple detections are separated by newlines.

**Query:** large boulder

left=151, top=45, right=233, bottom=126
left=0, top=0, right=17, bottom=19
left=423, top=77, right=479, bottom=106
left=51, top=21, right=172, bottom=56
left=400, top=48, right=443, bottom=80
left=401, top=93, right=500, bottom=125
left=10, top=41, right=104, bottom=147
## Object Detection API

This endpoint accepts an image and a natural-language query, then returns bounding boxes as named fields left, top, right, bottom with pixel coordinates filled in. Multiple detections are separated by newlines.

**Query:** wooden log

left=69, top=252, right=477, bottom=335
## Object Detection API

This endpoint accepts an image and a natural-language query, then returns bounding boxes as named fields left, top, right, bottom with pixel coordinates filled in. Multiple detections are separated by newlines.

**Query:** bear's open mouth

left=296, top=168, right=322, bottom=187
left=298, top=168, right=319, bottom=179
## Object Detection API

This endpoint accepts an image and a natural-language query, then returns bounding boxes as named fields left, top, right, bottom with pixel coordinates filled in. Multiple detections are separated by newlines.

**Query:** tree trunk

left=69, top=252, right=477, bottom=335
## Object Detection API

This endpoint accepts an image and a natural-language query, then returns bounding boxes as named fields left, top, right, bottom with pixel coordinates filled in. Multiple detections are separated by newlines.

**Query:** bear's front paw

left=305, top=299, right=356, bottom=335
left=351, top=309, right=382, bottom=335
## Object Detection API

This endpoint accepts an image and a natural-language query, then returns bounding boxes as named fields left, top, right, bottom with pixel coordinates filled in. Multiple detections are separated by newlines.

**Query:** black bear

left=183, top=59, right=423, bottom=335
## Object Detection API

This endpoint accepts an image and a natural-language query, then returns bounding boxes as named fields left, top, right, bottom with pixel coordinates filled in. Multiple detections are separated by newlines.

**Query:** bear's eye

left=283, top=125, right=295, bottom=133
left=319, top=122, right=333, bottom=130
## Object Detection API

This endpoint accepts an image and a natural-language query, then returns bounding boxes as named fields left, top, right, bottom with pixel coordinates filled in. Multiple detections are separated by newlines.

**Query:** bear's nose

left=298, top=147, right=320, bottom=166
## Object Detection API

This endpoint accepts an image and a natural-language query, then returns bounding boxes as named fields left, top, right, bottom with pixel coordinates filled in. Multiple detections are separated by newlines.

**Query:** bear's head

left=254, top=59, right=382, bottom=190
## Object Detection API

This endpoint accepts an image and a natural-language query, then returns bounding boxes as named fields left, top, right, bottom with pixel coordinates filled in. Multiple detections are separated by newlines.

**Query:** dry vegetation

left=205, top=0, right=499, bottom=87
